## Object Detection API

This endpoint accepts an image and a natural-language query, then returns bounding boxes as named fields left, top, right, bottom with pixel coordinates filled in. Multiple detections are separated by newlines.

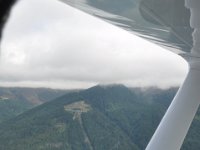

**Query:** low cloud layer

left=0, top=0, right=188, bottom=89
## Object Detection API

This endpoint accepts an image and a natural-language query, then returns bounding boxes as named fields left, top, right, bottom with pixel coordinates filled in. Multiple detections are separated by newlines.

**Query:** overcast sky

left=0, top=0, right=188, bottom=89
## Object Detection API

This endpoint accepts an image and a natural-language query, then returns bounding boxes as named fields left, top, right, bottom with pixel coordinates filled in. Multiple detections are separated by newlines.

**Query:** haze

left=0, top=0, right=188, bottom=89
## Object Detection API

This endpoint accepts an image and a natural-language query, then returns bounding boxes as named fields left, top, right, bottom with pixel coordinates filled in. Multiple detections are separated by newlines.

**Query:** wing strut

left=146, top=0, right=200, bottom=149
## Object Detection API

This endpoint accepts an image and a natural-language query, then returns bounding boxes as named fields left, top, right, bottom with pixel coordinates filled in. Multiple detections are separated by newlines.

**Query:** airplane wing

left=57, top=1, right=200, bottom=150
left=59, top=0, right=193, bottom=54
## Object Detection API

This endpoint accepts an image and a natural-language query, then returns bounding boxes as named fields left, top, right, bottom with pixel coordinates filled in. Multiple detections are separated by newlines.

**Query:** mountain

left=0, top=87, right=70, bottom=123
left=0, top=85, right=180, bottom=150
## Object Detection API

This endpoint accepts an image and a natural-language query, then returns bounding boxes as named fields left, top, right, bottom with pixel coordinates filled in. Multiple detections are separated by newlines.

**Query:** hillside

left=0, top=85, right=200, bottom=149
left=0, top=87, right=69, bottom=123
left=0, top=85, right=180, bottom=150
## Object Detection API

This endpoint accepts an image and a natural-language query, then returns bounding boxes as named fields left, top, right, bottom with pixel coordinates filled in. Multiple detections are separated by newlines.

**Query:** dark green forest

left=0, top=85, right=199, bottom=149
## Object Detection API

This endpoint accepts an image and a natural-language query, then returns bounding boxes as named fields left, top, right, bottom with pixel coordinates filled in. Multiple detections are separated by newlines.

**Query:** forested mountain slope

left=0, top=85, right=199, bottom=149
left=0, top=87, right=69, bottom=123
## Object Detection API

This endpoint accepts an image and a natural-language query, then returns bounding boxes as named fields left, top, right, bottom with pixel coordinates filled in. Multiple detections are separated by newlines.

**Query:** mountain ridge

left=0, top=87, right=72, bottom=123
left=0, top=85, right=198, bottom=150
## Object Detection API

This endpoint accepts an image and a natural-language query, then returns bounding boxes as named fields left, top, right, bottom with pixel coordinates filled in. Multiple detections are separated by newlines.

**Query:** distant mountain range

left=0, top=85, right=199, bottom=150
left=0, top=87, right=72, bottom=123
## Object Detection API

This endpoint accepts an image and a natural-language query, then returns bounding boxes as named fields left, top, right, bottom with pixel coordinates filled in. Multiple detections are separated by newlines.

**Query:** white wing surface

left=57, top=0, right=200, bottom=149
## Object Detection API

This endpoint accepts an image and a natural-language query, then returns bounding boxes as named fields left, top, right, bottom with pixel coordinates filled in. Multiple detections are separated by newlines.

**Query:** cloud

left=0, top=0, right=188, bottom=89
